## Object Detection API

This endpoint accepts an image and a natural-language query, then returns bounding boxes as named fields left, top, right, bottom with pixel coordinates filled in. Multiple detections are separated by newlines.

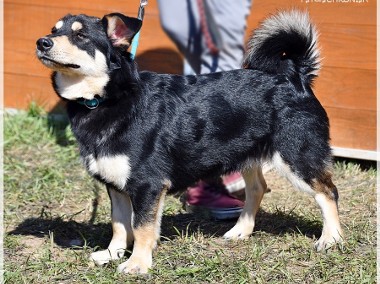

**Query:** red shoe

left=185, top=180, right=244, bottom=220
left=222, top=172, right=245, bottom=193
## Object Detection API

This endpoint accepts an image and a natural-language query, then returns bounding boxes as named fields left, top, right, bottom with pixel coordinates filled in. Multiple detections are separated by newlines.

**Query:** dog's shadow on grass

left=8, top=209, right=322, bottom=249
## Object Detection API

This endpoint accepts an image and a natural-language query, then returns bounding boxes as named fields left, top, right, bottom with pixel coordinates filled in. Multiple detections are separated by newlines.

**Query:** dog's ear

left=102, top=13, right=142, bottom=48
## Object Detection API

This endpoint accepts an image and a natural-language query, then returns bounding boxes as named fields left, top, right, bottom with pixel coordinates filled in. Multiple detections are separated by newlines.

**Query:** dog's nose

left=36, top=37, right=54, bottom=51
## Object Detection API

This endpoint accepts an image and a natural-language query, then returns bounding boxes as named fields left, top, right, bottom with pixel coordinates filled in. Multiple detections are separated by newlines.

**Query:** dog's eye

left=76, top=32, right=86, bottom=40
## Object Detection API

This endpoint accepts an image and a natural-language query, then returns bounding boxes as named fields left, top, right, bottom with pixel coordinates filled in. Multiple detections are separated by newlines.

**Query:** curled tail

left=243, top=10, right=320, bottom=84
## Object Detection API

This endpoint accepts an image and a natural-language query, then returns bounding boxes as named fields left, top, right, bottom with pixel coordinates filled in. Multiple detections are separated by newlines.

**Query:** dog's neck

left=54, top=71, right=110, bottom=101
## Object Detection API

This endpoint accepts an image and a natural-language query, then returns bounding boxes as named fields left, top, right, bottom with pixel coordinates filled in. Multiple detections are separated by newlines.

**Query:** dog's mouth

left=39, top=56, right=81, bottom=69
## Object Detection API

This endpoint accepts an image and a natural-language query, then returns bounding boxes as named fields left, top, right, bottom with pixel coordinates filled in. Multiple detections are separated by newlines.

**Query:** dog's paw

left=314, top=231, right=343, bottom=252
left=117, top=256, right=152, bottom=274
left=90, top=248, right=125, bottom=266
left=223, top=224, right=253, bottom=240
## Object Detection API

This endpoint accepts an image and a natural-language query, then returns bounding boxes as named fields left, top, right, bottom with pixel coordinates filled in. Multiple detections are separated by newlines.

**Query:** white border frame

left=376, top=0, right=379, bottom=282
left=1, top=0, right=4, bottom=282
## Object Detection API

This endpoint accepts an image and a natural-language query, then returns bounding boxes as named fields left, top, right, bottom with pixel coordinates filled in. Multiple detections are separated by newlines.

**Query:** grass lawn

left=3, top=110, right=377, bottom=283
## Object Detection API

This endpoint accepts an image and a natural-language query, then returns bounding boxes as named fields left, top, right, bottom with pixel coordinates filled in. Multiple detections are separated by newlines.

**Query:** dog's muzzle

left=36, top=38, right=81, bottom=69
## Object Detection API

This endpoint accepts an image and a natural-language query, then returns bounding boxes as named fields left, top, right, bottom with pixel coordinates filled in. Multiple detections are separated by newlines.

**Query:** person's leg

left=159, top=0, right=252, bottom=73
left=199, top=0, right=252, bottom=73
left=158, top=0, right=202, bottom=73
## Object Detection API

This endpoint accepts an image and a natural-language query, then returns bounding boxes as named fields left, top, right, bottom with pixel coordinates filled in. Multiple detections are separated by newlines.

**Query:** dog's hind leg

left=272, top=152, right=343, bottom=251
left=90, top=185, right=134, bottom=266
left=313, top=176, right=343, bottom=251
left=117, top=180, right=169, bottom=274
left=224, top=165, right=267, bottom=239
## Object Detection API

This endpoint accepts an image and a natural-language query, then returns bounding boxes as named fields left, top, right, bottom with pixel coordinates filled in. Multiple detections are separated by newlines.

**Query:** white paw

left=117, top=256, right=152, bottom=274
left=89, top=248, right=125, bottom=266
left=223, top=224, right=254, bottom=240
left=314, top=231, right=343, bottom=252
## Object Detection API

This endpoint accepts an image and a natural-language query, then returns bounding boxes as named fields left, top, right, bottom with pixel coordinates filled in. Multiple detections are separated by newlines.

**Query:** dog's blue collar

left=76, top=97, right=105, bottom=109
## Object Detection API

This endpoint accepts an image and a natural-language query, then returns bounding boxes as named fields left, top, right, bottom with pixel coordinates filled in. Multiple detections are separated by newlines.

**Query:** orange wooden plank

left=326, top=107, right=376, bottom=150
left=317, top=24, right=376, bottom=70
left=135, top=48, right=183, bottom=74
left=314, top=67, right=376, bottom=111
left=5, top=0, right=158, bottom=15
left=248, top=0, right=375, bottom=26
left=5, top=73, right=59, bottom=110
left=5, top=2, right=157, bottom=42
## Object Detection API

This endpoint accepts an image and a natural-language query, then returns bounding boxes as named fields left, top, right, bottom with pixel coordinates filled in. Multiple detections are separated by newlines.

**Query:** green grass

left=4, top=110, right=377, bottom=283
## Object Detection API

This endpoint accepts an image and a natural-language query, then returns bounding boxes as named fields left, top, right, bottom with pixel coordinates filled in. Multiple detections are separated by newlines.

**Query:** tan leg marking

left=90, top=187, right=133, bottom=266
left=224, top=166, right=267, bottom=239
left=312, top=171, right=338, bottom=200
left=313, top=176, right=343, bottom=251
left=272, top=152, right=343, bottom=250
left=117, top=187, right=168, bottom=274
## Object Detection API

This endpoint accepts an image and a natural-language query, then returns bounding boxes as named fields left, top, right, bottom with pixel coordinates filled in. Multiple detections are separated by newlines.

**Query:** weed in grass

left=4, top=112, right=377, bottom=283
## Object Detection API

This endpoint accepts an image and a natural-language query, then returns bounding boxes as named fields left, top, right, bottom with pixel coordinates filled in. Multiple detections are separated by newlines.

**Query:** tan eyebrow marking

left=71, top=21, right=83, bottom=31
left=55, top=20, right=64, bottom=29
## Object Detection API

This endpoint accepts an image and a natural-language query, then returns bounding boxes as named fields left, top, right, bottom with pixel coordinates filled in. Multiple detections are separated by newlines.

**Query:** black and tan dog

left=36, top=10, right=343, bottom=274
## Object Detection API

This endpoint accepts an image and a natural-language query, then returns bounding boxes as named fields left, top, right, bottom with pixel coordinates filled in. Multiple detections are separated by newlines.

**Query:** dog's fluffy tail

left=243, top=10, right=320, bottom=84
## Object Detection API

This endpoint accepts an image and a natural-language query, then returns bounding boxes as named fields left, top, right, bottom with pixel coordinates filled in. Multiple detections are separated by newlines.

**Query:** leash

left=196, top=0, right=219, bottom=55
left=130, top=0, right=148, bottom=59
left=196, top=0, right=222, bottom=55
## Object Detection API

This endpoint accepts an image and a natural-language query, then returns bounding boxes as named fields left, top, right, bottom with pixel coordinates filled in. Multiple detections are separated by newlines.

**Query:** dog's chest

left=85, top=154, right=131, bottom=189
left=55, top=72, right=109, bottom=100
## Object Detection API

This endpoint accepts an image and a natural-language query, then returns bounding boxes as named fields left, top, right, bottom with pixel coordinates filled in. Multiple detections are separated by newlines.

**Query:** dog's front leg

left=117, top=183, right=168, bottom=274
left=224, top=166, right=267, bottom=239
left=90, top=185, right=133, bottom=266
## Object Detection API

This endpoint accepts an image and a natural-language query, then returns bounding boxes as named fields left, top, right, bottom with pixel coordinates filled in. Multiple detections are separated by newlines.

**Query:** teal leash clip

left=77, top=97, right=105, bottom=109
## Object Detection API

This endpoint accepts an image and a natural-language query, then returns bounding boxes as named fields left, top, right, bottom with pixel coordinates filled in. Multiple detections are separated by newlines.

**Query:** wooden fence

left=4, top=0, right=377, bottom=159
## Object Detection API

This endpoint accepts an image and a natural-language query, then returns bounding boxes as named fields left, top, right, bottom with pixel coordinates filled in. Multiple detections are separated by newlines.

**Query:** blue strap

left=130, top=31, right=141, bottom=59
left=130, top=0, right=147, bottom=59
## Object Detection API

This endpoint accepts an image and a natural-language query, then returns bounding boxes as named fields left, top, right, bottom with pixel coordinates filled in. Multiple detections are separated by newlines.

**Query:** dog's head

left=36, top=13, right=142, bottom=101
